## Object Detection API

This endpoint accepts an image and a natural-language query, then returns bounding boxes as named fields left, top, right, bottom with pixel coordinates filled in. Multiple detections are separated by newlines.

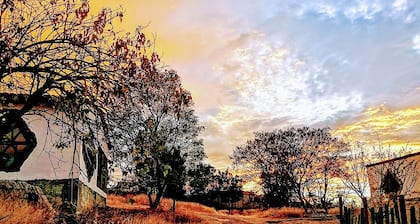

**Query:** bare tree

left=1, top=0, right=157, bottom=170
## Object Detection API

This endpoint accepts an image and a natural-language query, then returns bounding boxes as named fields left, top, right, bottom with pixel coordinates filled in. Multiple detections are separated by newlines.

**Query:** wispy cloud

left=413, top=34, right=420, bottom=54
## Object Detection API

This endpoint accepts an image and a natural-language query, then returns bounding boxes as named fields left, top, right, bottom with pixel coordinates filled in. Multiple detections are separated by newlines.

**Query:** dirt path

left=191, top=211, right=339, bottom=224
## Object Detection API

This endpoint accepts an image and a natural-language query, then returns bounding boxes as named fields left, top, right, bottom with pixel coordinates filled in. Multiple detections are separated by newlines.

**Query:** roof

left=366, top=151, right=420, bottom=168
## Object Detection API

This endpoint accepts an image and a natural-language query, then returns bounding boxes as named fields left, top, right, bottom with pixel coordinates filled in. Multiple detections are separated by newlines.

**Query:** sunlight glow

left=334, top=105, right=420, bottom=150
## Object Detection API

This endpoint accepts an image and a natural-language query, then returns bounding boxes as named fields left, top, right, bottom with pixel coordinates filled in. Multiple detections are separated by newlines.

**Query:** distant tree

left=207, top=168, right=243, bottom=210
left=0, top=0, right=155, bottom=169
left=233, top=127, right=346, bottom=211
left=338, top=141, right=373, bottom=224
left=185, top=162, right=215, bottom=196
left=308, top=133, right=347, bottom=213
left=233, top=129, right=297, bottom=207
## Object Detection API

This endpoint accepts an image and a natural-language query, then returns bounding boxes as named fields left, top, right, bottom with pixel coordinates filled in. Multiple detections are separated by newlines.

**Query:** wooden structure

left=366, top=151, right=420, bottom=201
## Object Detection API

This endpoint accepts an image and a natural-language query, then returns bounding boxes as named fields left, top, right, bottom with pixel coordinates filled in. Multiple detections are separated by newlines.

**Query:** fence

left=339, top=195, right=419, bottom=224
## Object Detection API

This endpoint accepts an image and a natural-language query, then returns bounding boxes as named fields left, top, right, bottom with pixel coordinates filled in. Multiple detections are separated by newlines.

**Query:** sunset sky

left=93, top=0, right=420, bottom=169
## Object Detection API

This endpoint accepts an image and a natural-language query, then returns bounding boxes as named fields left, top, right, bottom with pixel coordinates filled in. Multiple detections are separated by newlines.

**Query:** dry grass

left=106, top=194, right=213, bottom=223
left=0, top=192, right=54, bottom=224
left=107, top=194, right=173, bottom=210
left=1, top=191, right=338, bottom=224
left=79, top=207, right=199, bottom=224
left=255, top=207, right=305, bottom=219
left=328, top=207, right=340, bottom=215
left=105, top=194, right=338, bottom=224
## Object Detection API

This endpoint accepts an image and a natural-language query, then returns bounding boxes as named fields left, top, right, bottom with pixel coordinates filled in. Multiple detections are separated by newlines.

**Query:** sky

left=93, top=0, right=420, bottom=170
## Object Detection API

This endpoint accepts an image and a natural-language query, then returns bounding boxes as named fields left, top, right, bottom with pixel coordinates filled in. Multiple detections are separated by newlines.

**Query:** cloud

left=92, top=0, right=420, bottom=169
left=214, top=32, right=363, bottom=125
left=393, top=0, right=408, bottom=12
left=272, top=0, right=419, bottom=23
left=203, top=32, right=365, bottom=167
left=413, top=34, right=420, bottom=54
left=334, top=104, right=420, bottom=149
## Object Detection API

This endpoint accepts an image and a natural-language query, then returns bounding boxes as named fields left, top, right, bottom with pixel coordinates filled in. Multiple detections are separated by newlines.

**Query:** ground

left=0, top=191, right=339, bottom=223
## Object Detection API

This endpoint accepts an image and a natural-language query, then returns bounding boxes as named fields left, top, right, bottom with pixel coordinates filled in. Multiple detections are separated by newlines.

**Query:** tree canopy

left=0, top=0, right=158, bottom=154
left=232, top=127, right=347, bottom=210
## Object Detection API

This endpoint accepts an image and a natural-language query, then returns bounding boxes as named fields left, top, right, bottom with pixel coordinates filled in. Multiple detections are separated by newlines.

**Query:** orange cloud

left=334, top=104, right=420, bottom=150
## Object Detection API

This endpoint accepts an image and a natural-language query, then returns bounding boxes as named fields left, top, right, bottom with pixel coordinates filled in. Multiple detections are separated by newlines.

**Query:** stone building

left=0, top=93, right=108, bottom=213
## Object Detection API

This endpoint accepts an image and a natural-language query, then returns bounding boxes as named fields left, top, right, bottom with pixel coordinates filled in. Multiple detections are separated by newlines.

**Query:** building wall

left=0, top=112, right=108, bottom=212
left=0, top=114, right=81, bottom=180
left=78, top=145, right=107, bottom=198
left=367, top=152, right=420, bottom=200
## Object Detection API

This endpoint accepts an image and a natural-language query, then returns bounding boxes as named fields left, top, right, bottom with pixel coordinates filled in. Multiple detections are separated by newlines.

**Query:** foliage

left=185, top=162, right=215, bottom=196
left=0, top=0, right=158, bottom=171
left=207, top=168, right=243, bottom=206
left=103, top=68, right=205, bottom=209
left=1, top=0, right=207, bottom=210
left=232, top=126, right=347, bottom=211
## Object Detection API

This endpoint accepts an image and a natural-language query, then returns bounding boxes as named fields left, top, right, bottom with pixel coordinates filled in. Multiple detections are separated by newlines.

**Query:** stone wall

left=27, top=179, right=79, bottom=213
left=77, top=181, right=106, bottom=214
left=1, top=179, right=106, bottom=215
left=0, top=180, right=52, bottom=210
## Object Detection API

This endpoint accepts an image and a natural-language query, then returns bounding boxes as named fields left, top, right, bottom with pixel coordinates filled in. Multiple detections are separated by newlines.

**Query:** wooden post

left=360, top=209, right=365, bottom=224
left=390, top=207, right=395, bottom=224
left=339, top=196, right=344, bottom=223
left=378, top=207, right=384, bottom=224
left=409, top=206, right=416, bottom=224
left=171, top=198, right=176, bottom=212
left=344, top=207, right=349, bottom=224
left=370, top=207, right=376, bottom=224
left=398, top=195, right=407, bottom=224
left=385, top=205, right=390, bottom=224
left=362, top=197, right=369, bottom=224
left=395, top=202, right=401, bottom=224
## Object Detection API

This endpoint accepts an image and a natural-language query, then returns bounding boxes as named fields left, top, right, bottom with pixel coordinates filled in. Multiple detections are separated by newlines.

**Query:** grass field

left=104, top=194, right=338, bottom=224
left=0, top=192, right=339, bottom=223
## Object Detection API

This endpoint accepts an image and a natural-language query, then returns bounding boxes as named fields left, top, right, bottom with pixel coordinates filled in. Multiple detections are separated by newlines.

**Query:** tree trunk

left=322, top=173, right=329, bottom=213
left=171, top=198, right=176, bottom=212
left=147, top=194, right=154, bottom=209
left=149, top=183, right=168, bottom=209
left=362, top=197, right=369, bottom=224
